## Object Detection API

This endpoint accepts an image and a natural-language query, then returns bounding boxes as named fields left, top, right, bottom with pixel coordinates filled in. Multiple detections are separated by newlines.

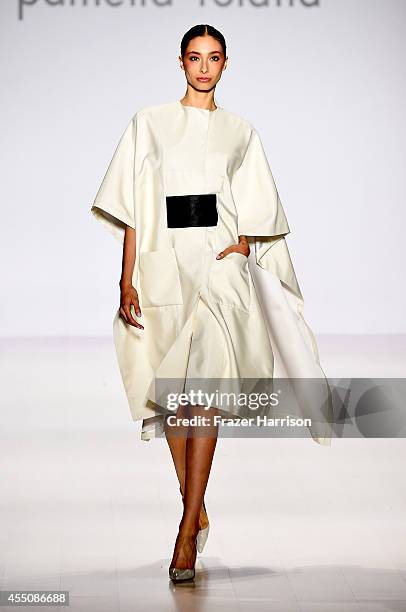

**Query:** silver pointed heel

left=196, top=499, right=210, bottom=553
left=169, top=534, right=197, bottom=583
left=168, top=565, right=195, bottom=582
left=179, top=486, right=210, bottom=554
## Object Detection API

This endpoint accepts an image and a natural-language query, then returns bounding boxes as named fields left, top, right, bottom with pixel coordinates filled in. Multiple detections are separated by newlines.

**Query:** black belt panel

left=166, top=193, right=218, bottom=228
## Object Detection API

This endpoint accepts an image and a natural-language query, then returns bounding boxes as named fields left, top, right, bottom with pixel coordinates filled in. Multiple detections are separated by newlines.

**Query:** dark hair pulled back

left=180, top=24, right=227, bottom=59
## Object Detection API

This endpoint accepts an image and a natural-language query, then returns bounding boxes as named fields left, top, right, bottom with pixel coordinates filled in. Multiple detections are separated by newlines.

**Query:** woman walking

left=91, top=24, right=333, bottom=583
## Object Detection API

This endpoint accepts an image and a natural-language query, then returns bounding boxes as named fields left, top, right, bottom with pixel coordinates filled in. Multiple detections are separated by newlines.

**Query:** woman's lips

left=197, top=77, right=211, bottom=82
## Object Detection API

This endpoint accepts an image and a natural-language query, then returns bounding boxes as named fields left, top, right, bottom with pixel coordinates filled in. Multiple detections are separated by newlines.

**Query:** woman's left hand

left=216, top=237, right=250, bottom=260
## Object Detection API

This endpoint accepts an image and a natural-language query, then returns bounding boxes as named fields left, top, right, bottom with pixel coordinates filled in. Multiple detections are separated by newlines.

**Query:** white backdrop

left=1, top=0, right=405, bottom=336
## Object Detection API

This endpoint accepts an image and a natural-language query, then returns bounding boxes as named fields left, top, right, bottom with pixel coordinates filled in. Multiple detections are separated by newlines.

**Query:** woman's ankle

left=199, top=506, right=209, bottom=530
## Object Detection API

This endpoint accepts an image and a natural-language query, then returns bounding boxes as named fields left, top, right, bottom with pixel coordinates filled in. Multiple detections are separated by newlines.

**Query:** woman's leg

left=168, top=403, right=219, bottom=569
left=164, top=404, right=210, bottom=531
left=164, top=402, right=189, bottom=495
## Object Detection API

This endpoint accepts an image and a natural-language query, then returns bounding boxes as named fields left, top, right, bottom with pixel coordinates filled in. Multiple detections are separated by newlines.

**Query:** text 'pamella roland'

left=19, top=0, right=320, bottom=21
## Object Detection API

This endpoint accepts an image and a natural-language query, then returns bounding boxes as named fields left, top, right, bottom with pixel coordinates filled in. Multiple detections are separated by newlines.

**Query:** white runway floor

left=0, top=335, right=406, bottom=611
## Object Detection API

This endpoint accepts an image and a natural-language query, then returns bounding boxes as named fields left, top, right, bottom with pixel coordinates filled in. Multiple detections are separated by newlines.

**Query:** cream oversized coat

left=91, top=100, right=333, bottom=445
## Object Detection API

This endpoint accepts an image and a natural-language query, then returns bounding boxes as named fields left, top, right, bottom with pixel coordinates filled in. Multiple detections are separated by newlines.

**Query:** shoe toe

left=169, top=567, right=195, bottom=581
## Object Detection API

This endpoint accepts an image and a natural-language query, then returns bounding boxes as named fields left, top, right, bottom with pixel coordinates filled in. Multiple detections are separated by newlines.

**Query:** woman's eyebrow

left=187, top=50, right=222, bottom=55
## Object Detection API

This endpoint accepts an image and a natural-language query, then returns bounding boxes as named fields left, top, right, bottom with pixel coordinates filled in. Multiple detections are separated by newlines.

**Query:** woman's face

left=180, top=35, right=227, bottom=91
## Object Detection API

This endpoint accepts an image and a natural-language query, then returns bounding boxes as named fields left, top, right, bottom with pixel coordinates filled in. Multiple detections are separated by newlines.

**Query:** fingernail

left=137, top=311, right=142, bottom=317
left=216, top=255, right=221, bottom=259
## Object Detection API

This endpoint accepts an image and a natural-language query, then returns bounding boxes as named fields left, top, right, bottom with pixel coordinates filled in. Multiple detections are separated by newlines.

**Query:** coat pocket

left=139, top=247, right=183, bottom=308
left=209, top=251, right=251, bottom=313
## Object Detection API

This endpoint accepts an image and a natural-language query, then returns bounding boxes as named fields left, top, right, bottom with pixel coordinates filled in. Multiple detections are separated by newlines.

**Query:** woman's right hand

left=119, top=282, right=144, bottom=329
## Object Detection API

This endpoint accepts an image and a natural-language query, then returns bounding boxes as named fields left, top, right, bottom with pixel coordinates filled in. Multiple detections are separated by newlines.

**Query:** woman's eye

left=189, top=56, right=220, bottom=61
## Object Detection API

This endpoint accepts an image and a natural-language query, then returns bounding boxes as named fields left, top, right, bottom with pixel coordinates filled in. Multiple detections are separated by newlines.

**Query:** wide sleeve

left=90, top=114, right=137, bottom=243
left=230, top=126, right=303, bottom=302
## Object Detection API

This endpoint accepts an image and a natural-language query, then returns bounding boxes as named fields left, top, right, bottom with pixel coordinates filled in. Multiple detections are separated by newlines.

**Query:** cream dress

left=91, top=100, right=333, bottom=445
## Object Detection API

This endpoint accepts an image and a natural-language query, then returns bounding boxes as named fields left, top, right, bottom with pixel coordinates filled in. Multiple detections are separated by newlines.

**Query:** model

left=91, top=24, right=333, bottom=583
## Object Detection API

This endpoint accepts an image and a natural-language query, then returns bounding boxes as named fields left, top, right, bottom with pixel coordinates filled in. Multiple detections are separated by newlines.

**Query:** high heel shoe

left=179, top=486, right=210, bottom=553
left=168, top=534, right=197, bottom=582
left=196, top=499, right=210, bottom=553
